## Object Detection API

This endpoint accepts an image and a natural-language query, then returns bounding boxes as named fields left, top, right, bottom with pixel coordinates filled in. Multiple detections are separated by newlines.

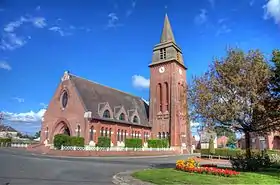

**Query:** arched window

left=77, top=125, right=81, bottom=137
left=101, top=127, right=104, bottom=137
left=103, top=110, right=111, bottom=118
left=137, top=131, right=140, bottom=138
left=117, top=129, right=120, bottom=141
left=133, top=116, right=139, bottom=123
left=164, top=82, right=169, bottom=111
left=109, top=128, right=112, bottom=138
left=105, top=128, right=108, bottom=137
left=124, top=130, right=127, bottom=140
left=90, top=126, right=94, bottom=141
left=121, top=130, right=124, bottom=141
left=157, top=83, right=163, bottom=111
left=162, top=132, right=166, bottom=139
left=158, top=132, right=161, bottom=139
left=119, top=113, right=125, bottom=120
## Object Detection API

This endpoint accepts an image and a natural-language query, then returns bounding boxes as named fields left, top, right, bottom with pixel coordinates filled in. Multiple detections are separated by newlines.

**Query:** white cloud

left=190, top=121, right=200, bottom=127
left=3, top=109, right=46, bottom=123
left=132, top=75, right=150, bottom=89
left=12, top=97, right=25, bottom=103
left=194, top=135, right=200, bottom=141
left=126, top=0, right=137, bottom=17
left=49, top=26, right=72, bottom=36
left=194, top=9, right=208, bottom=25
left=106, top=13, right=122, bottom=28
left=263, top=0, right=280, bottom=24
left=216, top=24, right=231, bottom=36
left=36, top=6, right=41, bottom=11
left=39, top=102, right=48, bottom=108
left=0, top=33, right=27, bottom=50
left=0, top=61, right=12, bottom=70
left=4, top=16, right=27, bottom=32
left=1, top=16, right=47, bottom=51
left=31, top=17, right=47, bottom=28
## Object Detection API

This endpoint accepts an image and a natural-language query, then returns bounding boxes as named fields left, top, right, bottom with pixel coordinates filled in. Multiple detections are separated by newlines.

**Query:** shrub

left=96, top=137, right=111, bottom=147
left=53, top=134, right=85, bottom=149
left=125, top=138, right=142, bottom=148
left=230, top=151, right=271, bottom=171
left=199, top=148, right=242, bottom=157
left=147, top=139, right=169, bottom=148
left=269, top=154, right=280, bottom=164
left=0, top=138, right=12, bottom=143
left=69, top=137, right=84, bottom=147
left=53, top=134, right=70, bottom=149
left=209, top=138, right=215, bottom=155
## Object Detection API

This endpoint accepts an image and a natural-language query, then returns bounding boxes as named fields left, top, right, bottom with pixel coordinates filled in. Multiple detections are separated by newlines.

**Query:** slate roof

left=0, top=124, right=18, bottom=132
left=70, top=74, right=151, bottom=127
left=160, top=14, right=176, bottom=43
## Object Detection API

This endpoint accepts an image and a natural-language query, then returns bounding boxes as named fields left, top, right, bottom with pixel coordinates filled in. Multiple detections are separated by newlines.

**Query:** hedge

left=125, top=138, right=142, bottom=148
left=194, top=148, right=242, bottom=157
left=53, top=134, right=85, bottom=149
left=96, top=136, right=111, bottom=147
left=0, top=138, right=12, bottom=143
left=147, top=139, right=169, bottom=148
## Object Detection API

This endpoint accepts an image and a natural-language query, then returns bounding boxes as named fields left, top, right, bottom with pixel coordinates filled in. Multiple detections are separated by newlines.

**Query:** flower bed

left=176, top=158, right=240, bottom=177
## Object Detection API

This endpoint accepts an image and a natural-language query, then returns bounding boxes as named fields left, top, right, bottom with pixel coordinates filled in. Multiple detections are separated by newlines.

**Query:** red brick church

left=40, top=14, right=192, bottom=151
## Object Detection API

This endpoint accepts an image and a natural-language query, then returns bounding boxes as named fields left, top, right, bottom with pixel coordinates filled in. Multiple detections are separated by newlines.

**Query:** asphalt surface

left=0, top=148, right=193, bottom=185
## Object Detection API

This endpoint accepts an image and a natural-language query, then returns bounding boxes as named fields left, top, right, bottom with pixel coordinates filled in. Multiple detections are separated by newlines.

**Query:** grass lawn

left=132, top=168, right=280, bottom=184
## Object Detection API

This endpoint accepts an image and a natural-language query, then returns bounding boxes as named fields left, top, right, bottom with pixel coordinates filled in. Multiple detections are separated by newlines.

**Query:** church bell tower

left=149, top=14, right=191, bottom=151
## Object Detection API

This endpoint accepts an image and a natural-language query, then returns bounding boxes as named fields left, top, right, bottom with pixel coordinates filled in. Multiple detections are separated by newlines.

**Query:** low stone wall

left=46, top=149, right=180, bottom=157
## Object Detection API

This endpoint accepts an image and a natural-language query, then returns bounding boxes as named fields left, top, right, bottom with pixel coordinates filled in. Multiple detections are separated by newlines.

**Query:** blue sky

left=0, top=0, right=279, bottom=136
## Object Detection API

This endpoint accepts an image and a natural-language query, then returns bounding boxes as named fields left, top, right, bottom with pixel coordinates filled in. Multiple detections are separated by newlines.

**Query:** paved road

left=0, top=148, right=192, bottom=185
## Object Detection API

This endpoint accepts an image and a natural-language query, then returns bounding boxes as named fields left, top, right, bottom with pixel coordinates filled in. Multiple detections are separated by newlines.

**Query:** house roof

left=69, top=74, right=151, bottom=127
left=0, top=124, right=18, bottom=132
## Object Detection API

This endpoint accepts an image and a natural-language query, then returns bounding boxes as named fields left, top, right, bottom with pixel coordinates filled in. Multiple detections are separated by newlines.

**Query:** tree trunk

left=245, top=131, right=251, bottom=158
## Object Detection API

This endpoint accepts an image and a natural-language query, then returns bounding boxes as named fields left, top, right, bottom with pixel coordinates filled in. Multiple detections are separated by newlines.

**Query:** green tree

left=226, top=135, right=236, bottom=147
left=34, top=131, right=41, bottom=138
left=189, top=48, right=279, bottom=157
left=270, top=49, right=280, bottom=98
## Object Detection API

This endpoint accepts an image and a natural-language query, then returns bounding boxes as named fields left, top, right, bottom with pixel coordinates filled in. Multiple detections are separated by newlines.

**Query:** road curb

left=112, top=169, right=154, bottom=185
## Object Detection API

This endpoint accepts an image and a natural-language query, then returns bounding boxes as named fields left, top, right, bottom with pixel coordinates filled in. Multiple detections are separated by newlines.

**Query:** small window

left=137, top=131, right=140, bottom=138
left=121, top=130, right=124, bottom=141
left=158, top=132, right=161, bottom=139
left=133, top=116, right=139, bottom=123
left=109, top=128, right=112, bottom=137
left=77, top=125, right=81, bottom=137
left=105, top=128, right=108, bottom=137
left=162, top=132, right=166, bottom=139
left=117, top=129, right=120, bottom=141
left=132, top=131, right=134, bottom=138
left=103, top=110, right=111, bottom=118
left=160, top=48, right=166, bottom=60
left=124, top=130, right=127, bottom=140
left=90, top=126, right=94, bottom=141
left=101, top=127, right=104, bottom=137
left=119, top=113, right=125, bottom=120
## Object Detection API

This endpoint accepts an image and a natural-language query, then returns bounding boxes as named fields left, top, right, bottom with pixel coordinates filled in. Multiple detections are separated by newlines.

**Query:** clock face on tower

left=159, top=66, right=165, bottom=73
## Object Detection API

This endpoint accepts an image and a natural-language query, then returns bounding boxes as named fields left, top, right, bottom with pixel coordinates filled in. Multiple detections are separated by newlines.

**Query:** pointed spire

left=160, top=14, right=175, bottom=43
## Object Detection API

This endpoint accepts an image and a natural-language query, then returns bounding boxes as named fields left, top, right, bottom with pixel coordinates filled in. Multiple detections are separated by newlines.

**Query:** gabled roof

left=0, top=124, right=18, bottom=132
left=69, top=74, right=151, bottom=127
